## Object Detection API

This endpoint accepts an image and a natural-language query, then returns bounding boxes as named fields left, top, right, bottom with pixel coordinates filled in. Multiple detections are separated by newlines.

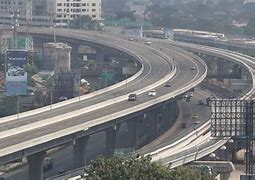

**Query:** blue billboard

left=6, top=50, right=28, bottom=67
left=6, top=50, right=28, bottom=96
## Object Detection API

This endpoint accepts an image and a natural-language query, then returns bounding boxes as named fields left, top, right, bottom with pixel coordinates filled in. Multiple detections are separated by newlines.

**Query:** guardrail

left=46, top=167, right=85, bottom=180
left=0, top=61, right=176, bottom=140
left=146, top=43, right=255, bottom=166
left=0, top=51, right=207, bottom=157
left=0, top=42, right=145, bottom=124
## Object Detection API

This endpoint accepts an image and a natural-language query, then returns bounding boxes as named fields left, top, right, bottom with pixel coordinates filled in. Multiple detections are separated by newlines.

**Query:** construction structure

left=44, top=42, right=72, bottom=71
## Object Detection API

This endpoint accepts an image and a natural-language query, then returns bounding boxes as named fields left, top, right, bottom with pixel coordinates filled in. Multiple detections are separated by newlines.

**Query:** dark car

left=198, top=100, right=204, bottom=105
left=128, top=94, right=137, bottom=101
left=180, top=122, right=186, bottom=129
left=58, top=169, right=67, bottom=175
left=164, top=81, right=171, bottom=87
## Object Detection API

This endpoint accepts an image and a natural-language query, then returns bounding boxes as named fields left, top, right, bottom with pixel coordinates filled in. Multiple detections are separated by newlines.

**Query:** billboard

left=5, top=50, right=28, bottom=96
left=211, top=99, right=251, bottom=137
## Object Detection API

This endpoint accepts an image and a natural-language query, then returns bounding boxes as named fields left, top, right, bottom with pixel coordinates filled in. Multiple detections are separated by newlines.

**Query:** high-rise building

left=46, top=0, right=101, bottom=27
left=0, top=0, right=101, bottom=27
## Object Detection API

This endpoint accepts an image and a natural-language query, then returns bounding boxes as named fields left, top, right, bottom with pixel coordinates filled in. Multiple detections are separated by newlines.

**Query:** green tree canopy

left=70, top=15, right=100, bottom=30
left=0, top=96, right=17, bottom=117
left=85, top=155, right=215, bottom=180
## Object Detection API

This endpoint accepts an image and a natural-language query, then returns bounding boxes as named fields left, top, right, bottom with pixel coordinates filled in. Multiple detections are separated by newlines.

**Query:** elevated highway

left=0, top=29, right=207, bottom=179
left=138, top=40, right=254, bottom=170
left=1, top=28, right=254, bottom=180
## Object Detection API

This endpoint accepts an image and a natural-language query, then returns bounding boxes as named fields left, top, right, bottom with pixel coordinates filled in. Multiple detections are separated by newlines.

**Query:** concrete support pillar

left=96, top=48, right=105, bottom=68
left=70, top=43, right=80, bottom=70
left=147, top=110, right=158, bottom=141
left=73, top=136, right=89, bottom=169
left=33, top=37, right=45, bottom=51
left=27, top=151, right=45, bottom=180
left=220, top=172, right=230, bottom=180
left=211, top=59, right=218, bottom=75
left=105, top=125, right=119, bottom=156
left=241, top=68, right=250, bottom=80
left=127, top=119, right=138, bottom=150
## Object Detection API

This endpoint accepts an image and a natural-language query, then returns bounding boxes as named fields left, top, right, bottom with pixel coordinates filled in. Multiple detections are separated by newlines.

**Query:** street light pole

left=125, top=58, right=128, bottom=94
left=104, top=62, right=108, bottom=89
left=50, top=83, right=53, bottom=110
left=17, top=95, right=20, bottom=122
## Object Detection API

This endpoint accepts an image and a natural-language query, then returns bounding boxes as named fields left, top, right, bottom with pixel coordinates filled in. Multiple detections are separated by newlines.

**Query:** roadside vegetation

left=85, top=155, right=215, bottom=180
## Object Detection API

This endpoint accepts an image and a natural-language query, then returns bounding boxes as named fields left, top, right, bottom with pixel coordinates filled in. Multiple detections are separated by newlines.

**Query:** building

left=0, top=0, right=101, bottom=27
left=125, top=0, right=150, bottom=20
left=46, top=0, right=102, bottom=27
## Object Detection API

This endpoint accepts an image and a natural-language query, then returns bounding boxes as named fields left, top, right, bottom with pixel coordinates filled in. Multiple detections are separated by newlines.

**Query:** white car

left=194, top=120, right=201, bottom=124
left=145, top=41, right=151, bottom=45
left=183, top=93, right=188, bottom=98
left=190, top=66, right=196, bottom=70
left=148, top=90, right=156, bottom=96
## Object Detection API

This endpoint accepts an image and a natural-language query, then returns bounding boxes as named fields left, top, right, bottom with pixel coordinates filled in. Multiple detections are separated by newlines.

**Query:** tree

left=115, top=11, right=136, bottom=21
left=25, top=64, right=38, bottom=87
left=70, top=15, right=100, bottom=30
left=0, top=96, right=17, bottom=117
left=85, top=155, right=215, bottom=180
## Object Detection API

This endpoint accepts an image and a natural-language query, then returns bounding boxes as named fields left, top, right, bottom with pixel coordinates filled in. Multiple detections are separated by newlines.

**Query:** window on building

left=92, top=9, right=96, bottom=12
left=73, top=3, right=81, bottom=7
left=57, top=3, right=62, bottom=6
left=82, top=3, right=86, bottom=6
left=92, top=15, right=96, bottom=18
left=92, top=3, right=96, bottom=6
left=57, top=9, right=62, bottom=12
left=73, top=9, right=81, bottom=12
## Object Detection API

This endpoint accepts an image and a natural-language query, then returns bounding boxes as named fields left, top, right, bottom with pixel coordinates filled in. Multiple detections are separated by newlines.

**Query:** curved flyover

left=142, top=40, right=254, bottom=168
left=0, top=29, right=207, bottom=164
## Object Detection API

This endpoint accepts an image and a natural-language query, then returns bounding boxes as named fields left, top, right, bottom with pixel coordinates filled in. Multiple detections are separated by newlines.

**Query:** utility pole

left=10, top=10, right=20, bottom=49
left=26, top=0, right=34, bottom=65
